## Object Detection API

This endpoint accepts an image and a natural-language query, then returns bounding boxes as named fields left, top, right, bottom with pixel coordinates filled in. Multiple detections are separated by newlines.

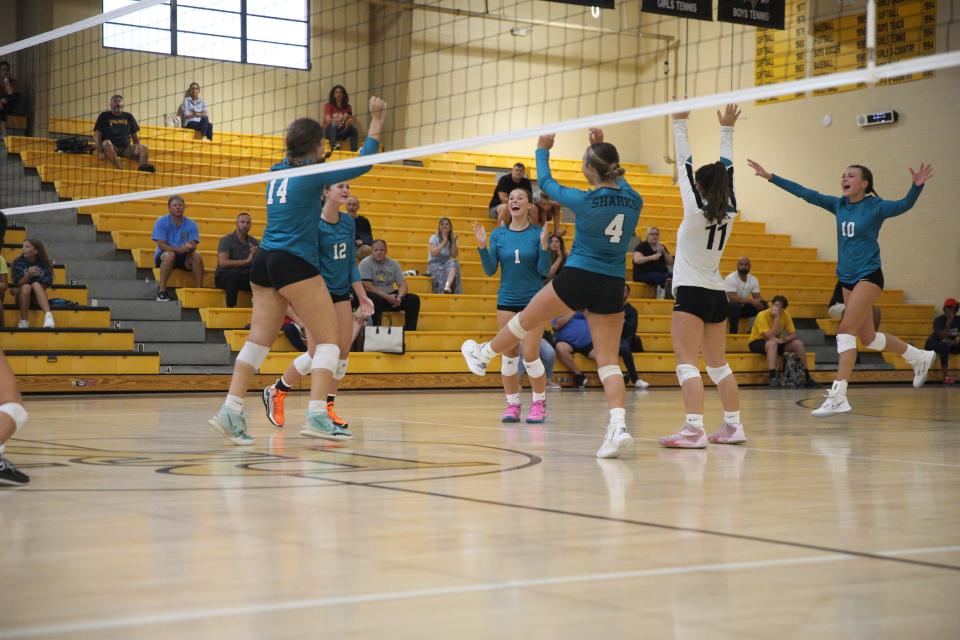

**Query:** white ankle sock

left=609, top=407, right=626, bottom=425
left=724, top=411, right=741, bottom=426
left=506, top=393, right=520, bottom=405
left=532, top=391, right=546, bottom=402
left=224, top=395, right=244, bottom=413
left=480, top=342, right=497, bottom=362
left=832, top=379, right=848, bottom=396
left=902, top=344, right=923, bottom=364
left=308, top=400, right=325, bottom=414
left=685, top=414, right=704, bottom=430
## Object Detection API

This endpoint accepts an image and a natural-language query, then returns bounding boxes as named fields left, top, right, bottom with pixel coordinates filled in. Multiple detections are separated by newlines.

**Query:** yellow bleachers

left=5, top=352, right=159, bottom=375
left=2, top=307, right=111, bottom=328
left=0, top=328, right=134, bottom=351
left=817, top=317, right=933, bottom=337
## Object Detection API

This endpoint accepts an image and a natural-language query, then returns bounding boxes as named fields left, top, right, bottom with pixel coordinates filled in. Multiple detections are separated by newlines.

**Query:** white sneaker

left=634, top=378, right=650, bottom=389
left=460, top=339, right=488, bottom=376
left=811, top=390, right=852, bottom=417
left=596, top=423, right=633, bottom=459
left=17, top=320, right=29, bottom=329
left=43, top=312, right=55, bottom=329
left=911, top=350, right=936, bottom=388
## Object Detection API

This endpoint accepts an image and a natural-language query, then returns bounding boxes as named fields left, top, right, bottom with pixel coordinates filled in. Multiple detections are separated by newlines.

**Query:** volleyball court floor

left=1, top=385, right=958, bottom=638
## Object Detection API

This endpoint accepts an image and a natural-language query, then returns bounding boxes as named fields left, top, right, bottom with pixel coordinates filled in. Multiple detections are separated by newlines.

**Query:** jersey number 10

left=706, top=222, right=728, bottom=250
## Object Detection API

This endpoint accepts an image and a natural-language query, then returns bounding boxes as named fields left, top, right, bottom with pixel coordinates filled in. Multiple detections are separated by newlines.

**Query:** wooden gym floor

left=1, top=385, right=958, bottom=638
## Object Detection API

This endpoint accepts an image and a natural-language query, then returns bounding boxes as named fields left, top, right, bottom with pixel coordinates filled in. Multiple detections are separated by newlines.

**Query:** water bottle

left=656, top=285, right=665, bottom=300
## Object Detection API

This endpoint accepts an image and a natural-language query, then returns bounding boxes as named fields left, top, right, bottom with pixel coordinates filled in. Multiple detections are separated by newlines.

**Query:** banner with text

left=641, top=0, right=714, bottom=21
left=719, top=0, right=786, bottom=29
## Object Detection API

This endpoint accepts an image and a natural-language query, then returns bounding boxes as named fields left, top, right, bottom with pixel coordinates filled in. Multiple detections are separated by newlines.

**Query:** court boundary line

left=1, top=546, right=957, bottom=639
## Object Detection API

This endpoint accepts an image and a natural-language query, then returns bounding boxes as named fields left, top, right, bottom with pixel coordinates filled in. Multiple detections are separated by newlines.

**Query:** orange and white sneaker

left=327, top=402, right=349, bottom=429
left=658, top=425, right=708, bottom=449
left=707, top=421, right=747, bottom=445
left=262, top=383, right=288, bottom=428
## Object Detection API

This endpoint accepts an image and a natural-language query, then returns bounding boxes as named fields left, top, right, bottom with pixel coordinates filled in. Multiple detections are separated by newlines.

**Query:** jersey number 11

left=706, top=222, right=728, bottom=250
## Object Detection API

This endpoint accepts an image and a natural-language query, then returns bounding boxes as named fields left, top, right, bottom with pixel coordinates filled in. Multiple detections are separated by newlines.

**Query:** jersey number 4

left=604, top=214, right=625, bottom=243
left=267, top=178, right=289, bottom=205
left=706, top=222, right=728, bottom=250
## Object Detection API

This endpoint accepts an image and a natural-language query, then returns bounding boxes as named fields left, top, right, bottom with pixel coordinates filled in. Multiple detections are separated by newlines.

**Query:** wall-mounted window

left=102, top=0, right=310, bottom=70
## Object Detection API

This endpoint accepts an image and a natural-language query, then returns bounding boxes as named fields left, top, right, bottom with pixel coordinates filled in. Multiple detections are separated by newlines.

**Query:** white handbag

left=363, top=317, right=404, bottom=354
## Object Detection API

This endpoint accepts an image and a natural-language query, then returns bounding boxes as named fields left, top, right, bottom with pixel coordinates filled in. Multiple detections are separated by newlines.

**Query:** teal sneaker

left=300, top=411, right=352, bottom=441
left=209, top=406, right=254, bottom=445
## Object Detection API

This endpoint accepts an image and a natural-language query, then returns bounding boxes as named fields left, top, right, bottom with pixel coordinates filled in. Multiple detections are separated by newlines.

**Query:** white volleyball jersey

left=671, top=120, right=737, bottom=294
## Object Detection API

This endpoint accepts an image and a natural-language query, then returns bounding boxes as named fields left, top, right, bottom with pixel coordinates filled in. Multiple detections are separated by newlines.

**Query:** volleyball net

left=0, top=0, right=958, bottom=217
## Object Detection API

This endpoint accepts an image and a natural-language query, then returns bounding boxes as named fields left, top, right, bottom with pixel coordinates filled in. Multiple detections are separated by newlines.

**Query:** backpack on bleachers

left=55, top=136, right=93, bottom=154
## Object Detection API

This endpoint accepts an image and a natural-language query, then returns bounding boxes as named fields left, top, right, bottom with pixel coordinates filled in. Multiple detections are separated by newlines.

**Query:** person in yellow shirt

left=749, top=295, right=814, bottom=387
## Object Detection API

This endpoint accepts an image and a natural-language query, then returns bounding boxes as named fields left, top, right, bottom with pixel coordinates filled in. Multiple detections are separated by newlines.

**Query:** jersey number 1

left=267, top=178, right=289, bottom=205
left=604, top=214, right=625, bottom=244
left=706, top=222, right=728, bottom=250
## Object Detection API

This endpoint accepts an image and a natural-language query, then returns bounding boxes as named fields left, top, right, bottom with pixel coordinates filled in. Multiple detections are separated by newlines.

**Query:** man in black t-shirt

left=93, top=94, right=154, bottom=172
left=925, top=297, right=960, bottom=384
left=488, top=162, right=533, bottom=219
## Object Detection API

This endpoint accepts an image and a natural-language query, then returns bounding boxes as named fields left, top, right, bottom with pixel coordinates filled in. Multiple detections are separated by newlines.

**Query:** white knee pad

left=836, top=333, right=857, bottom=354
left=507, top=314, right=528, bottom=340
left=236, top=342, right=270, bottom=369
left=523, top=358, right=546, bottom=379
left=293, top=352, right=313, bottom=375
left=311, top=343, right=340, bottom=373
left=706, top=363, right=733, bottom=384
left=675, top=364, right=701, bottom=385
left=334, top=358, right=349, bottom=381
left=0, top=403, right=27, bottom=433
left=501, top=355, right=520, bottom=377
left=597, top=365, right=621, bottom=383
left=865, top=333, right=886, bottom=351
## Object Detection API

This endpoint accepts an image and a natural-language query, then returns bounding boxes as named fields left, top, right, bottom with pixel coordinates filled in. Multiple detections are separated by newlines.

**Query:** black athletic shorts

left=551, top=267, right=625, bottom=315
left=249, top=249, right=319, bottom=290
left=749, top=338, right=785, bottom=355
left=154, top=251, right=193, bottom=270
left=330, top=290, right=353, bottom=304
left=840, top=268, right=884, bottom=292
left=496, top=304, right=527, bottom=313
left=673, top=286, right=728, bottom=324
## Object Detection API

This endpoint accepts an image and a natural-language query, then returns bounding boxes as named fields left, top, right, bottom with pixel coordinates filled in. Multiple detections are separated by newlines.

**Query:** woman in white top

left=182, top=82, right=213, bottom=140
left=659, top=104, right=746, bottom=449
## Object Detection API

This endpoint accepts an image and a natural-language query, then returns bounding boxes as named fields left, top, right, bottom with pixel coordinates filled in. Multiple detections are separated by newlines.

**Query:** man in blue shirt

left=152, top=195, right=202, bottom=301
left=553, top=311, right=594, bottom=388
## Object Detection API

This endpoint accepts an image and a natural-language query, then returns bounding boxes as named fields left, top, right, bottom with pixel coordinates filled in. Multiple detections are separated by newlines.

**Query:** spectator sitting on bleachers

left=725, top=256, right=767, bottom=333
left=0, top=61, right=20, bottom=140
left=547, top=233, right=566, bottom=281
left=153, top=195, right=202, bottom=301
left=748, top=295, right=814, bottom=387
left=925, top=297, right=960, bottom=384
left=428, top=217, right=461, bottom=294
left=323, top=85, right=358, bottom=152
left=621, top=284, right=649, bottom=389
left=533, top=190, right=564, bottom=236
left=11, top=238, right=55, bottom=329
left=215, top=212, right=258, bottom=308
left=181, top=82, right=213, bottom=141
left=359, top=239, right=421, bottom=331
left=632, top=226, right=674, bottom=297
left=346, top=196, right=373, bottom=259
left=553, top=310, right=593, bottom=389
left=93, top=94, right=155, bottom=172
left=488, top=163, right=533, bottom=219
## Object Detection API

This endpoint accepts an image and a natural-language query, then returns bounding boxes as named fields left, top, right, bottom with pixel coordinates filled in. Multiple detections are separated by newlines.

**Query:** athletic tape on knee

left=865, top=333, right=886, bottom=351
left=507, top=314, right=528, bottom=339
left=836, top=333, right=857, bottom=354
left=597, top=365, right=622, bottom=382
left=500, top=356, right=519, bottom=377
left=334, top=358, right=349, bottom=381
left=293, top=352, right=313, bottom=375
left=236, top=342, right=270, bottom=369
left=0, top=403, right=27, bottom=433
left=676, top=364, right=701, bottom=385
left=311, top=343, right=339, bottom=373
left=523, top=358, right=546, bottom=379
left=706, top=364, right=733, bottom=384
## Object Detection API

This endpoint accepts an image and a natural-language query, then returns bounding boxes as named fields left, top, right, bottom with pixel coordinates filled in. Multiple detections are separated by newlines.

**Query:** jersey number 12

left=333, top=242, right=347, bottom=259
left=706, top=222, right=728, bottom=250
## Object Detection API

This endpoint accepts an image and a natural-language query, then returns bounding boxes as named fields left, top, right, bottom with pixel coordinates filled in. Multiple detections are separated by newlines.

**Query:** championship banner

left=641, top=0, right=714, bottom=22
left=719, top=0, right=786, bottom=29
